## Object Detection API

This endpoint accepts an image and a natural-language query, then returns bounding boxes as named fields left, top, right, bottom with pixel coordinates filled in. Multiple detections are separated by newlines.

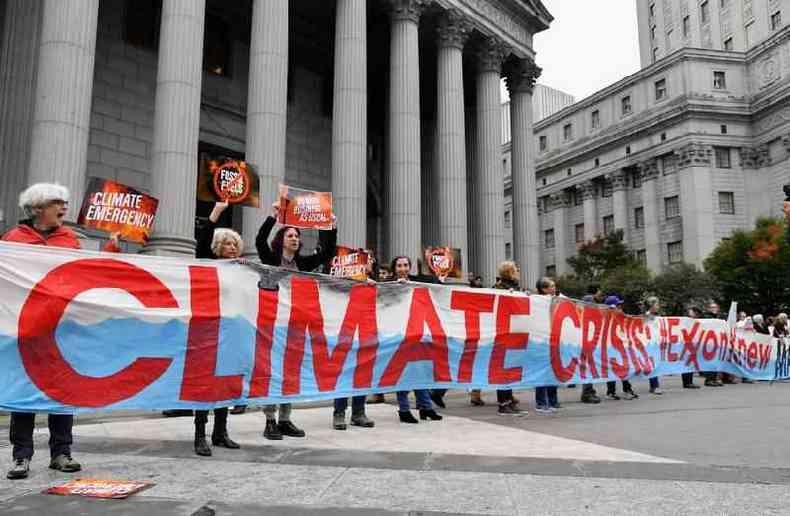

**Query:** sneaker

left=278, top=420, right=306, bottom=438
left=49, top=454, right=81, bottom=473
left=704, top=379, right=723, bottom=387
left=498, top=404, right=526, bottom=417
left=534, top=405, right=552, bottom=414
left=606, top=392, right=621, bottom=401
left=649, top=388, right=663, bottom=395
left=622, top=390, right=639, bottom=400
left=263, top=419, right=283, bottom=440
left=350, top=413, right=375, bottom=428
left=6, top=458, right=29, bottom=480
left=333, top=411, right=347, bottom=430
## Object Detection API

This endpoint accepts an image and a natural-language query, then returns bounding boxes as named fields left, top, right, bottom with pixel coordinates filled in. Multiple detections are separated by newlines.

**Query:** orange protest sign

left=44, top=478, right=155, bottom=499
left=420, top=247, right=463, bottom=280
left=277, top=184, right=333, bottom=230
left=197, top=157, right=260, bottom=208
left=77, top=178, right=159, bottom=244
left=330, top=246, right=370, bottom=281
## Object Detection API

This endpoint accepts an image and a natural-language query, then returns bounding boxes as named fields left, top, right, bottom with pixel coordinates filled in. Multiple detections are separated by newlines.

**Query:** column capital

left=674, top=143, right=713, bottom=169
left=783, top=133, right=790, bottom=154
left=739, top=144, right=771, bottom=169
left=475, top=36, right=510, bottom=73
left=607, top=170, right=628, bottom=191
left=577, top=179, right=597, bottom=200
left=389, top=0, right=429, bottom=23
left=638, top=159, right=659, bottom=181
left=436, top=9, right=472, bottom=49
left=549, top=191, right=570, bottom=210
left=503, top=58, right=542, bottom=95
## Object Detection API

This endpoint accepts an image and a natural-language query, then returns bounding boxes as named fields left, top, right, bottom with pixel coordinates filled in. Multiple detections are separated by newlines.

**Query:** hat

left=604, top=295, right=624, bottom=307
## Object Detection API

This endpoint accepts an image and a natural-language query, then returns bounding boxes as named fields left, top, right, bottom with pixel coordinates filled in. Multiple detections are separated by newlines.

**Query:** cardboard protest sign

left=420, top=247, right=463, bottom=280
left=277, top=184, right=333, bottom=230
left=330, top=246, right=370, bottom=281
left=77, top=178, right=159, bottom=243
left=197, top=157, right=260, bottom=207
left=44, top=479, right=154, bottom=499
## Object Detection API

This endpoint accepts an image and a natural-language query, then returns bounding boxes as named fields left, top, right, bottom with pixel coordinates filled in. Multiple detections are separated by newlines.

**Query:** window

left=636, top=249, right=647, bottom=266
left=540, top=196, right=551, bottom=213
left=563, top=123, right=573, bottom=141
left=771, top=11, right=782, bottom=31
left=682, top=15, right=691, bottom=37
left=575, top=223, right=585, bottom=243
left=745, top=22, right=754, bottom=47
left=700, top=1, right=710, bottom=23
left=594, top=157, right=600, bottom=167
left=546, top=265, right=557, bottom=277
left=504, top=210, right=511, bottom=227
left=621, top=95, right=632, bottom=115
left=649, top=3, right=655, bottom=18
left=719, top=0, right=728, bottom=8
left=655, top=78, right=667, bottom=101
left=668, top=241, right=683, bottom=264
left=539, top=135, right=547, bottom=152
left=634, top=207, right=645, bottom=229
left=720, top=124, right=728, bottom=134
left=567, top=168, right=573, bottom=176
left=542, top=177, right=547, bottom=186
left=715, top=147, right=731, bottom=168
left=665, top=196, right=680, bottom=219
left=204, top=16, right=232, bottom=76
left=626, top=145, right=632, bottom=155
left=544, top=229, right=555, bottom=249
left=603, top=215, right=615, bottom=235
left=713, top=71, right=726, bottom=89
left=632, top=170, right=642, bottom=188
left=572, top=189, right=582, bottom=206
left=505, top=242, right=512, bottom=259
left=651, top=26, right=657, bottom=40
left=661, top=154, right=677, bottom=175
left=601, top=180, right=613, bottom=198
left=591, top=109, right=600, bottom=129
left=719, top=191, right=735, bottom=214
left=124, top=0, right=161, bottom=50
left=661, top=132, right=667, bottom=141
left=652, top=47, right=659, bottom=62
left=723, top=37, right=733, bottom=51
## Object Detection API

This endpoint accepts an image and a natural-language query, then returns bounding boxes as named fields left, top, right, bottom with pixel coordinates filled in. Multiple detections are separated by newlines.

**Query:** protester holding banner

left=493, top=261, right=527, bottom=417
left=256, top=202, right=337, bottom=439
left=534, top=277, right=561, bottom=413
left=468, top=273, right=486, bottom=407
left=603, top=295, right=639, bottom=400
left=190, top=201, right=243, bottom=456
left=702, top=301, right=726, bottom=387
left=644, top=296, right=664, bottom=395
left=2, top=183, right=113, bottom=480
left=579, top=286, right=604, bottom=404
left=390, top=256, right=443, bottom=423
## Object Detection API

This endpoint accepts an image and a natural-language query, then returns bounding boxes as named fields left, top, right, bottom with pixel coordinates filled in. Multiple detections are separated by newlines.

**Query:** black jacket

left=256, top=216, right=337, bottom=272
left=195, top=219, right=219, bottom=260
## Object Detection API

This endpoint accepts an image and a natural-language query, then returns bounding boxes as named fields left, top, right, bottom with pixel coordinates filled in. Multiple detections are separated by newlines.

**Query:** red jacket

left=2, top=223, right=119, bottom=252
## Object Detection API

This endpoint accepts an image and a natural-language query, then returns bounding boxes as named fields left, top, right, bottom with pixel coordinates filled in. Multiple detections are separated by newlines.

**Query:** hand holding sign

left=197, top=157, right=260, bottom=208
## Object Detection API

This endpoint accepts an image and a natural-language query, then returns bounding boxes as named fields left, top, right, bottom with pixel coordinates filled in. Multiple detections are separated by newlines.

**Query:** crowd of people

left=2, top=182, right=782, bottom=481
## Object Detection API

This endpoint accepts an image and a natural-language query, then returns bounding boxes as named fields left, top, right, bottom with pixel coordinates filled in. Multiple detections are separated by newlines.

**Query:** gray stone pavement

left=1, top=376, right=789, bottom=515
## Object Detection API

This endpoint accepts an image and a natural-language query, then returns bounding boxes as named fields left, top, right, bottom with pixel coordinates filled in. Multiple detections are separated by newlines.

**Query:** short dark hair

left=389, top=255, right=412, bottom=273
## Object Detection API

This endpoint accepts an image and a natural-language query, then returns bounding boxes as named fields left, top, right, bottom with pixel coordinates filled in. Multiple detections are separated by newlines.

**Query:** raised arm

left=256, top=203, right=280, bottom=265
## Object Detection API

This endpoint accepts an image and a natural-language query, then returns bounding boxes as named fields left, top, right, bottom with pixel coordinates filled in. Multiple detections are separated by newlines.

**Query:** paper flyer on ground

left=77, top=178, right=159, bottom=243
left=44, top=478, right=155, bottom=499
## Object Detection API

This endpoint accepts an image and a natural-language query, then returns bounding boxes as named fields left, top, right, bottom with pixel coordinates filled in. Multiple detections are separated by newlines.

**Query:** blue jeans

left=334, top=396, right=367, bottom=414
left=535, top=386, right=559, bottom=408
left=649, top=377, right=660, bottom=390
left=397, top=390, right=432, bottom=411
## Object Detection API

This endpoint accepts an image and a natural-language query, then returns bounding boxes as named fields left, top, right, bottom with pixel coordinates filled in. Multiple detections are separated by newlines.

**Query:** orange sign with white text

left=420, top=247, right=463, bottom=280
left=330, top=246, right=370, bottom=281
left=77, top=178, right=159, bottom=243
left=277, top=184, right=333, bottom=230
left=44, top=478, right=155, bottom=499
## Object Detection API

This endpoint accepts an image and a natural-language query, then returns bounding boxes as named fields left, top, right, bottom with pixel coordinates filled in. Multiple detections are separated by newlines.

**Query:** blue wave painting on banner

left=0, top=242, right=784, bottom=414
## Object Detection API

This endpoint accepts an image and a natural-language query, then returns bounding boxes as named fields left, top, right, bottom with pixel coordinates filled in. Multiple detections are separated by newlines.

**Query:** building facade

left=530, top=22, right=790, bottom=277
left=638, top=0, right=790, bottom=66
left=0, top=0, right=551, bottom=287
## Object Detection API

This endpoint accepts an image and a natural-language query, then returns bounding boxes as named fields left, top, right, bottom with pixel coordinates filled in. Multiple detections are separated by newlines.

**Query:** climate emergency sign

left=0, top=241, right=781, bottom=413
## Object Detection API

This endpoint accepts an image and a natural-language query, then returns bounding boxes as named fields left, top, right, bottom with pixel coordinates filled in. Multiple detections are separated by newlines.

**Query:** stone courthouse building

left=0, top=0, right=551, bottom=286
left=523, top=0, right=790, bottom=277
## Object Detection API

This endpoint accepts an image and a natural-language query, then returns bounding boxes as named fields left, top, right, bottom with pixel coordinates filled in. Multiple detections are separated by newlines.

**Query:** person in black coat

left=191, top=201, right=243, bottom=456
left=257, top=202, right=337, bottom=440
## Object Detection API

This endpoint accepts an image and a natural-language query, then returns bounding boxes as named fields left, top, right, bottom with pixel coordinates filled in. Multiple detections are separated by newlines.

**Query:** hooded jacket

left=2, top=221, right=119, bottom=252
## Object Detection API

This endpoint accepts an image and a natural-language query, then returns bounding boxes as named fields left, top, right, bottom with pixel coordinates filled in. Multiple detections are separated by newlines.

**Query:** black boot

left=194, top=424, right=212, bottom=457
left=398, top=410, right=419, bottom=424
left=278, top=420, right=306, bottom=438
left=419, top=409, right=443, bottom=421
left=211, top=409, right=240, bottom=449
left=263, top=419, right=283, bottom=440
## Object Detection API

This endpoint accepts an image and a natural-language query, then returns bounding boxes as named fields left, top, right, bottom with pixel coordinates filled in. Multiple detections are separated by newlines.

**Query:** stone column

left=242, top=0, right=289, bottom=253
left=435, top=9, right=471, bottom=270
left=580, top=180, right=598, bottom=241
left=143, top=0, right=206, bottom=256
left=551, top=192, right=569, bottom=275
left=465, top=106, right=479, bottom=276
left=0, top=0, right=42, bottom=230
left=26, top=0, right=99, bottom=222
left=332, top=0, right=366, bottom=248
left=387, top=0, right=427, bottom=261
left=473, top=37, right=509, bottom=286
left=640, top=159, right=661, bottom=271
left=610, top=170, right=629, bottom=242
left=677, top=144, right=716, bottom=268
left=504, top=57, right=542, bottom=287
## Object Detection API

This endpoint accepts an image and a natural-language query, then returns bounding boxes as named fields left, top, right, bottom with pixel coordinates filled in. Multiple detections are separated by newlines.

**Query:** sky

left=504, top=0, right=642, bottom=102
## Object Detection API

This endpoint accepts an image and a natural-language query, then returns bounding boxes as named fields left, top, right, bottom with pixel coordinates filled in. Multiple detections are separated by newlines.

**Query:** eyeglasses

left=47, top=200, right=68, bottom=207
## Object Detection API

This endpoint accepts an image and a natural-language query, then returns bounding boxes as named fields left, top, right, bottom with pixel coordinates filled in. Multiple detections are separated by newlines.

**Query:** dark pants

left=10, top=412, right=73, bottom=460
left=194, top=407, right=229, bottom=437
left=397, top=390, right=432, bottom=411
left=496, top=389, right=513, bottom=405
left=581, top=384, right=596, bottom=395
left=649, top=377, right=660, bottom=390
left=535, top=386, right=559, bottom=408
left=681, top=372, right=695, bottom=386
left=607, top=380, right=634, bottom=394
left=334, top=396, right=366, bottom=414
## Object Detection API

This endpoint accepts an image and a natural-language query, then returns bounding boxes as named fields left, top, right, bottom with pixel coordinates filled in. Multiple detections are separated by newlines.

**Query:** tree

left=600, top=262, right=653, bottom=315
left=555, top=273, right=589, bottom=300
left=704, top=217, right=790, bottom=316
left=652, top=263, right=719, bottom=316
left=567, top=229, right=638, bottom=282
